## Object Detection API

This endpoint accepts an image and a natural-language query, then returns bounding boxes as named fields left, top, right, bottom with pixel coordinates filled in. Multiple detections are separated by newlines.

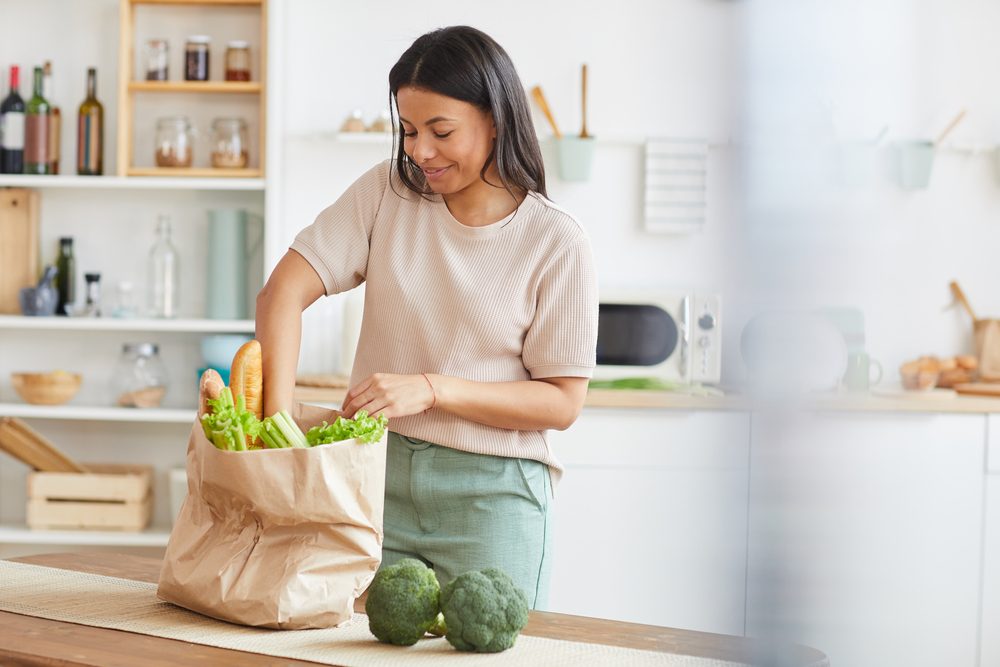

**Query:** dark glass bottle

left=0, top=65, right=26, bottom=174
left=24, top=66, right=51, bottom=175
left=56, top=237, right=76, bottom=316
left=77, top=68, right=103, bottom=175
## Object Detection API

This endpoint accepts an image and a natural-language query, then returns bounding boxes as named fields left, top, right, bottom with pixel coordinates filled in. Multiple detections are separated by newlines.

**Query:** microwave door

left=595, top=304, right=679, bottom=374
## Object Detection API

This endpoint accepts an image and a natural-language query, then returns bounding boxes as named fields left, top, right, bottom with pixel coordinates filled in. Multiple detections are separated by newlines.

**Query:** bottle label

left=24, top=114, right=48, bottom=164
left=0, top=112, right=25, bottom=150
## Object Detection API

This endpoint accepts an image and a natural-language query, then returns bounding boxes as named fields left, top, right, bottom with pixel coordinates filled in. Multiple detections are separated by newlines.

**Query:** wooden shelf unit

left=116, top=0, right=268, bottom=178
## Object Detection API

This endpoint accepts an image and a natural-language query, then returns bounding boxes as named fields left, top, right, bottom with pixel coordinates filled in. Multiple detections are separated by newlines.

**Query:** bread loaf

left=230, top=339, right=264, bottom=419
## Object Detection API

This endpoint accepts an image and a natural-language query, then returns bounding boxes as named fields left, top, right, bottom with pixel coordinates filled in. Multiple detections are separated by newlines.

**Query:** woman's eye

left=403, top=131, right=417, bottom=138
left=434, top=132, right=453, bottom=139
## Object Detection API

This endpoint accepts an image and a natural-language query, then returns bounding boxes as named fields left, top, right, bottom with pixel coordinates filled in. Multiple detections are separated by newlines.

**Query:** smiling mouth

left=422, top=166, right=450, bottom=177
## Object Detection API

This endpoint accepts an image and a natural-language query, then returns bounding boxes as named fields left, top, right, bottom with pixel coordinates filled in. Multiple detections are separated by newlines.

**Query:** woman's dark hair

left=388, top=26, right=547, bottom=199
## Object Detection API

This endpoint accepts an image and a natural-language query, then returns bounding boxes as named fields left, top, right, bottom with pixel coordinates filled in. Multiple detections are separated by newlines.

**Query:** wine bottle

left=0, top=65, right=26, bottom=174
left=77, top=68, right=103, bottom=175
left=56, top=237, right=76, bottom=316
left=42, top=61, right=61, bottom=174
left=24, top=66, right=51, bottom=175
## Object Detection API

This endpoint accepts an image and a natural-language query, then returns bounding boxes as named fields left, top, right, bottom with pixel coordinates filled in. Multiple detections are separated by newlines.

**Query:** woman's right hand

left=255, top=250, right=326, bottom=418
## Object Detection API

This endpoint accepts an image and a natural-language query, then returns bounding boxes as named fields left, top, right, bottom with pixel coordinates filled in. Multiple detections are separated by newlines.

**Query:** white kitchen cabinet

left=979, top=415, right=1000, bottom=667
left=746, top=411, right=985, bottom=667
left=546, top=408, right=751, bottom=635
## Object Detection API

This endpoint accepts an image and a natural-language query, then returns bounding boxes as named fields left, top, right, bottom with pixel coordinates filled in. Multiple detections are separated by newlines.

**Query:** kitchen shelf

left=126, top=167, right=264, bottom=179
left=128, top=81, right=262, bottom=94
left=0, top=404, right=195, bottom=423
left=0, top=174, right=263, bottom=190
left=131, top=0, right=260, bottom=5
left=0, top=523, right=171, bottom=547
left=0, top=315, right=254, bottom=333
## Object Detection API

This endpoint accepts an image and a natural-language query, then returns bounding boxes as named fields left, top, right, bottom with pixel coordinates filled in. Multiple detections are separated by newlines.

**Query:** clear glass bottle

left=148, top=215, right=180, bottom=318
left=210, top=117, right=248, bottom=168
left=111, top=342, right=168, bottom=408
left=154, top=116, right=193, bottom=167
left=111, top=280, right=138, bottom=319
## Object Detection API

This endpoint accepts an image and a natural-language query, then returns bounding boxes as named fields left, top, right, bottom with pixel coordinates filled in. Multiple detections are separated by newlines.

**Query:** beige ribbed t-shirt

left=291, top=160, right=598, bottom=482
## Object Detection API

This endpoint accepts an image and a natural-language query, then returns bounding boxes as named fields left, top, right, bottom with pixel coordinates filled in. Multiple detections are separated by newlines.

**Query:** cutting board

left=0, top=189, right=40, bottom=314
left=954, top=382, right=1000, bottom=398
left=0, top=418, right=87, bottom=472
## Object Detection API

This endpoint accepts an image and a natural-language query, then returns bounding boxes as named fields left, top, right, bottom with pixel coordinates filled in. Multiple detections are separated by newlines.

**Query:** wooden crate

left=26, top=464, right=153, bottom=531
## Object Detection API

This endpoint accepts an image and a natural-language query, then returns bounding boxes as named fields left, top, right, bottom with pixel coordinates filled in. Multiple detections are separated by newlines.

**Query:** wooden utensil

left=950, top=281, right=978, bottom=322
left=934, top=109, right=967, bottom=146
left=580, top=63, right=590, bottom=138
left=954, top=383, right=1000, bottom=397
left=0, top=418, right=87, bottom=472
left=530, top=85, right=562, bottom=138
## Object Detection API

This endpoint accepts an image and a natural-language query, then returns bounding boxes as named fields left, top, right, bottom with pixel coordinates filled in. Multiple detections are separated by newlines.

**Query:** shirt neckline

left=431, top=192, right=536, bottom=238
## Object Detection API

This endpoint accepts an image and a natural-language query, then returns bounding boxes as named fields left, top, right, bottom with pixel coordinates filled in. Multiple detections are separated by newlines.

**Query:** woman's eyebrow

left=398, top=116, right=456, bottom=126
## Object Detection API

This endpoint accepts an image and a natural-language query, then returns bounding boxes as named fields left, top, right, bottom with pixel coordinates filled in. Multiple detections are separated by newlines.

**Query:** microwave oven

left=594, top=291, right=721, bottom=383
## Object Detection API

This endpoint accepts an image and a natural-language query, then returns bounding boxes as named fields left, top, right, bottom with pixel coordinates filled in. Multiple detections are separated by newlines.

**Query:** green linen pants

left=380, top=431, right=553, bottom=610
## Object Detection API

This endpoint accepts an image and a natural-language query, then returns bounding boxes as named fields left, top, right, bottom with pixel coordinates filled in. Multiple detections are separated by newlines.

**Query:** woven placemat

left=0, top=561, right=747, bottom=666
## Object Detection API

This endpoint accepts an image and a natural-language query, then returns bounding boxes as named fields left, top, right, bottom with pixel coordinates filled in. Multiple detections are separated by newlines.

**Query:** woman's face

left=396, top=86, right=496, bottom=196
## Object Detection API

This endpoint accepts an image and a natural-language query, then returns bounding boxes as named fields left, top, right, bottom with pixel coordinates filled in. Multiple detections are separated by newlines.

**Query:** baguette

left=230, top=339, right=264, bottom=419
left=198, top=368, right=225, bottom=417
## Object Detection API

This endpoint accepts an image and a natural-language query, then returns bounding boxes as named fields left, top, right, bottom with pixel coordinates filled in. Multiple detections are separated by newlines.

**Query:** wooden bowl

left=11, top=371, right=82, bottom=405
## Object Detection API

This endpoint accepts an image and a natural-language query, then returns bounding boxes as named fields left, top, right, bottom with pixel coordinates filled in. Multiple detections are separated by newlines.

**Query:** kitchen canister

left=555, top=136, right=596, bottom=181
left=895, top=140, right=935, bottom=190
left=205, top=209, right=262, bottom=320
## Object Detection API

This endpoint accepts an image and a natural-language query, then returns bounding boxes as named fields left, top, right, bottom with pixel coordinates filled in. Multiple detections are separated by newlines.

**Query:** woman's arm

left=340, top=373, right=589, bottom=431
left=255, top=250, right=326, bottom=418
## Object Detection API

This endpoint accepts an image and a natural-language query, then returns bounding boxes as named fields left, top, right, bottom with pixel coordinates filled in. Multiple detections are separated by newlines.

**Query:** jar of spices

left=145, top=39, right=169, bottom=81
left=225, top=41, right=251, bottom=81
left=155, top=116, right=193, bottom=168
left=185, top=35, right=211, bottom=81
left=210, top=117, right=248, bottom=168
left=111, top=342, right=169, bottom=408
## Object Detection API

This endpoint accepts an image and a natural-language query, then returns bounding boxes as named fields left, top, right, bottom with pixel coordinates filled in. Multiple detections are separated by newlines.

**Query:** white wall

left=736, top=0, right=1000, bottom=383
left=272, top=0, right=746, bottom=379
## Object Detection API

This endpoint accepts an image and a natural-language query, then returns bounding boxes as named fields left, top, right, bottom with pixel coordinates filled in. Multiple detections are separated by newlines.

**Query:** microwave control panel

left=691, top=294, right=721, bottom=382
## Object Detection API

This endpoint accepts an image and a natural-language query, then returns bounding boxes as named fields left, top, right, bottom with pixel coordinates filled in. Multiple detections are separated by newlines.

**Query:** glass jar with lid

left=185, top=35, right=211, bottom=81
left=155, top=116, right=193, bottom=167
left=145, top=39, right=169, bottom=81
left=112, top=342, right=169, bottom=408
left=225, top=41, right=251, bottom=81
left=210, top=117, right=248, bottom=168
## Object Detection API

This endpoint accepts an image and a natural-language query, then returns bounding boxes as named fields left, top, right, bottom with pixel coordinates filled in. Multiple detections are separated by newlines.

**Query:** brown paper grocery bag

left=157, top=403, right=386, bottom=629
left=975, top=319, right=1000, bottom=381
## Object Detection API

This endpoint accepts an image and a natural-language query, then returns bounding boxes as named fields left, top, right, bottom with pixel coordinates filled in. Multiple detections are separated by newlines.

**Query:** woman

left=256, top=25, right=597, bottom=609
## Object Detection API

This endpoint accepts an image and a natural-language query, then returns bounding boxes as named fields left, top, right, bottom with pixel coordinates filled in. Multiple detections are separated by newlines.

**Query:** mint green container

left=895, top=140, right=935, bottom=190
left=206, top=209, right=248, bottom=320
left=556, top=136, right=596, bottom=181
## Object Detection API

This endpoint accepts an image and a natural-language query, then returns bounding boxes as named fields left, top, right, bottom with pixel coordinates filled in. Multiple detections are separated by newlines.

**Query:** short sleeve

left=289, top=160, right=390, bottom=296
left=522, top=234, right=599, bottom=379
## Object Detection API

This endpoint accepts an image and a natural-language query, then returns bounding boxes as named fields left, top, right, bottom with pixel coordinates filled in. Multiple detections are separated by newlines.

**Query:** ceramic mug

left=843, top=351, right=883, bottom=392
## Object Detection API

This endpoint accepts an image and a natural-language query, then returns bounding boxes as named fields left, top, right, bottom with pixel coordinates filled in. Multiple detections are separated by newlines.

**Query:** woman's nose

left=410, top=135, right=436, bottom=163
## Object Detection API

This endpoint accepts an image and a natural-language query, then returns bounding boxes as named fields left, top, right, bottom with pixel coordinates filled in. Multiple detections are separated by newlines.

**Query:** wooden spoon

left=580, top=63, right=590, bottom=138
left=934, top=109, right=967, bottom=146
left=949, top=280, right=978, bottom=322
left=531, top=86, right=562, bottom=138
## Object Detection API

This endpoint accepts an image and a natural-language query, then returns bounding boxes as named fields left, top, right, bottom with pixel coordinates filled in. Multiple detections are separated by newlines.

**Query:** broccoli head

left=440, top=568, right=529, bottom=653
left=365, top=558, right=441, bottom=646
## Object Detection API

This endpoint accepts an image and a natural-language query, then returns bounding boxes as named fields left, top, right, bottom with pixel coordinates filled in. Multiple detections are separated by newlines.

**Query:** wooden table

left=0, top=552, right=827, bottom=666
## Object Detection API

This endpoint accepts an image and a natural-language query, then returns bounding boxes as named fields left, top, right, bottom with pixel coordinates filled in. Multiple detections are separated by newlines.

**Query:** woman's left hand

left=341, top=372, right=435, bottom=419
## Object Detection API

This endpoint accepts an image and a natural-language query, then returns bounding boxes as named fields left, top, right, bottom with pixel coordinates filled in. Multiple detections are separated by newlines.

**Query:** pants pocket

left=515, top=458, right=549, bottom=513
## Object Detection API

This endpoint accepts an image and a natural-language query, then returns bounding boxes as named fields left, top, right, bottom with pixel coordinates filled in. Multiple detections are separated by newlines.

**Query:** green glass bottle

left=24, top=66, right=51, bottom=175
left=77, top=68, right=103, bottom=175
